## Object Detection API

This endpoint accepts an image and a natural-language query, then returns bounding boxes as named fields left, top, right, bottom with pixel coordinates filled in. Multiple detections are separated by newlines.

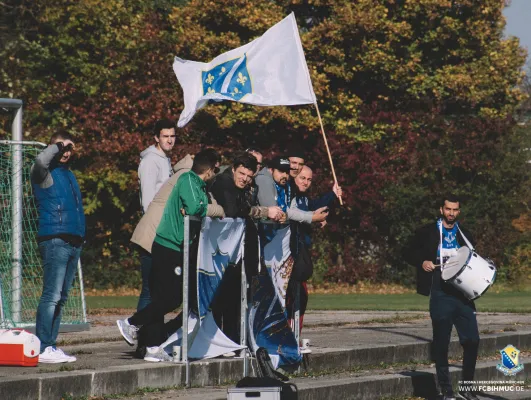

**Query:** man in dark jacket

left=404, top=195, right=479, bottom=400
left=211, top=153, right=283, bottom=220
left=211, top=153, right=255, bottom=218
left=210, top=153, right=283, bottom=344
left=31, top=132, right=85, bottom=363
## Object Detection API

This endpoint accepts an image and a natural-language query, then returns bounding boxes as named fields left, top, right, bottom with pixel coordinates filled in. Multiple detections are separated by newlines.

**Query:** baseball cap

left=269, top=156, right=291, bottom=173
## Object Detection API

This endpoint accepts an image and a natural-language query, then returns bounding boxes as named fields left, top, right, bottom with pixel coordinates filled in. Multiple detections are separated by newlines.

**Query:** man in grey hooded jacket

left=138, top=119, right=176, bottom=213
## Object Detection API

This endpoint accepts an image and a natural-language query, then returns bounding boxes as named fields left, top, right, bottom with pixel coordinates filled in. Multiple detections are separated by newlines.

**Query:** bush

left=503, top=241, right=531, bottom=289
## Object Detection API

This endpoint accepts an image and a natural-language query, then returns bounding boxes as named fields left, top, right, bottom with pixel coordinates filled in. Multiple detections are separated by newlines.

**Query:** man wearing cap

left=255, top=156, right=328, bottom=224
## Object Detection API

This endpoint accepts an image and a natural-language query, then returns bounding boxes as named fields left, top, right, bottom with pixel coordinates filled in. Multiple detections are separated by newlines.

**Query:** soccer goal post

left=0, top=98, right=89, bottom=331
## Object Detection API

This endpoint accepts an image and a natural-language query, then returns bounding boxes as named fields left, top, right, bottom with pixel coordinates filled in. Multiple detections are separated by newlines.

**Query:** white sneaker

left=39, top=346, right=76, bottom=363
left=144, top=346, right=173, bottom=363
left=116, top=319, right=138, bottom=346
left=300, top=339, right=312, bottom=354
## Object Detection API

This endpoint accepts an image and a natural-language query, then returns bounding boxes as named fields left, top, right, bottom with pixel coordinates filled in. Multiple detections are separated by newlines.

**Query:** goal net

left=0, top=141, right=87, bottom=329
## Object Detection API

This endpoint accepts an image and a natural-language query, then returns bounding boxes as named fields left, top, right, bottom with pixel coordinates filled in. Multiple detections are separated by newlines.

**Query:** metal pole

left=11, top=104, right=23, bottom=324
left=240, top=226, right=248, bottom=376
left=0, top=265, right=5, bottom=325
left=77, top=260, right=88, bottom=323
left=292, top=224, right=300, bottom=349
left=294, top=284, right=300, bottom=346
left=183, top=215, right=190, bottom=387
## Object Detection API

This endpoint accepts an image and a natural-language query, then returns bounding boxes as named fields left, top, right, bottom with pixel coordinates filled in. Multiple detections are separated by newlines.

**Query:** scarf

left=274, top=182, right=291, bottom=212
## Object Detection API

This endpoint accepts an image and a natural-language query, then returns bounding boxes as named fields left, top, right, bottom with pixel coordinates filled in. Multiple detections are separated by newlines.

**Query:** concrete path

left=0, top=311, right=529, bottom=399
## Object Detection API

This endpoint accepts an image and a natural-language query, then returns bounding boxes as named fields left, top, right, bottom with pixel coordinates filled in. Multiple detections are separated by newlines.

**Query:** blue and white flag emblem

left=202, top=55, right=252, bottom=101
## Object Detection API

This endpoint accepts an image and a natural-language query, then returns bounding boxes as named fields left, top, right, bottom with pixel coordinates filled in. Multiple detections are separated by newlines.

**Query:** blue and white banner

left=173, top=13, right=316, bottom=127
left=160, top=311, right=245, bottom=360
left=248, top=275, right=301, bottom=368
left=263, top=225, right=293, bottom=308
left=162, top=218, right=300, bottom=366
left=247, top=225, right=301, bottom=368
left=157, top=218, right=247, bottom=360
left=197, top=217, right=246, bottom=320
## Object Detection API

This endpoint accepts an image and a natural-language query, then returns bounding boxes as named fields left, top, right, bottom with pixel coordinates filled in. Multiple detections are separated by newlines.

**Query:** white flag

left=173, top=12, right=316, bottom=127
left=161, top=312, right=245, bottom=360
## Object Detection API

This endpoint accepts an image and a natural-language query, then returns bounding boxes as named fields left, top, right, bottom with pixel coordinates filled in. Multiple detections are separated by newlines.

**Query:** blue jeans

left=137, top=249, right=152, bottom=311
left=36, top=238, right=81, bottom=352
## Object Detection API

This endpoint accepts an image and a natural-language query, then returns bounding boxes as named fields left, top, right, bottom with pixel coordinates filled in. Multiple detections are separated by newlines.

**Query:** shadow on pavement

left=345, top=326, right=432, bottom=343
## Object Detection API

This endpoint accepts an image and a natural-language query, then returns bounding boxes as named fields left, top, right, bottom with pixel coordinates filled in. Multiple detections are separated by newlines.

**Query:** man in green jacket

left=117, top=149, right=220, bottom=359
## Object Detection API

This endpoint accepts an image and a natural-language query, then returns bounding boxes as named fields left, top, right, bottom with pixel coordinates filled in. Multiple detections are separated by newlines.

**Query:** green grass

left=86, top=296, right=139, bottom=310
left=86, top=290, right=531, bottom=313
left=307, top=292, right=531, bottom=313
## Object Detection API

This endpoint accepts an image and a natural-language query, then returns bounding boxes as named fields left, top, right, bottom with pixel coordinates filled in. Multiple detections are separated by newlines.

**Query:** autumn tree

left=1, top=0, right=528, bottom=287
left=166, top=0, right=528, bottom=282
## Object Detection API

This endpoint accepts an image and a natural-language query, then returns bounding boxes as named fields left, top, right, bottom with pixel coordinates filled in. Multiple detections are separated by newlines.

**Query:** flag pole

left=313, top=101, right=343, bottom=206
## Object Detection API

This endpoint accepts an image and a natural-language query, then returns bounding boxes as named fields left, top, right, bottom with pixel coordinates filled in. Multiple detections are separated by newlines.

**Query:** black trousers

left=212, top=263, right=242, bottom=344
left=129, top=241, right=197, bottom=347
left=430, top=289, right=480, bottom=394
left=286, top=279, right=308, bottom=319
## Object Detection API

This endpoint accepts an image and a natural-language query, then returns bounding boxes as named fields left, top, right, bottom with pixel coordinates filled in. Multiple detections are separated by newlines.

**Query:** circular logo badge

left=175, top=267, right=182, bottom=276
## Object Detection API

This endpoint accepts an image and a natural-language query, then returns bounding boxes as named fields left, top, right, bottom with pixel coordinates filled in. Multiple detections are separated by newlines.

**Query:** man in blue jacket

left=31, top=132, right=85, bottom=363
